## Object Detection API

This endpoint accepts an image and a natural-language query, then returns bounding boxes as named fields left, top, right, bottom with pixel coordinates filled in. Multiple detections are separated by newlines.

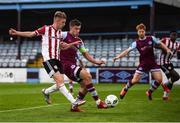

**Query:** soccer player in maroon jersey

left=9, top=11, right=84, bottom=111
left=113, top=23, right=172, bottom=100
left=68, top=54, right=85, bottom=95
left=159, top=30, right=180, bottom=100
left=43, top=19, right=108, bottom=111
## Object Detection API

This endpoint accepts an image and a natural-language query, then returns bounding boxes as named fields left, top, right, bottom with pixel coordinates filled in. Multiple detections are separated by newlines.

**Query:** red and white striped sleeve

left=177, top=42, right=180, bottom=51
left=35, top=25, right=46, bottom=36
left=161, top=37, right=166, bottom=44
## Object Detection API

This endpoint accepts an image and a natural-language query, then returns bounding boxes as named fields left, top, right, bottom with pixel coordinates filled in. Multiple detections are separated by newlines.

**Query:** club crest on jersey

left=71, top=65, right=76, bottom=69
left=148, top=41, right=152, bottom=45
left=54, top=65, right=58, bottom=70
left=168, top=66, right=171, bottom=70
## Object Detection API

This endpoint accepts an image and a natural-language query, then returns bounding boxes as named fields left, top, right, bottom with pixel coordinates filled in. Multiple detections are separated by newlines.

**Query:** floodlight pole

left=17, top=4, right=21, bottom=60
left=150, top=1, right=155, bottom=35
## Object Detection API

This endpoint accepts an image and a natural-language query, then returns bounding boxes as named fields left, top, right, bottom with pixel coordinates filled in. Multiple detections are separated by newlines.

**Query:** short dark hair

left=69, top=19, right=81, bottom=27
left=54, top=11, right=67, bottom=20
left=170, top=30, right=177, bottom=34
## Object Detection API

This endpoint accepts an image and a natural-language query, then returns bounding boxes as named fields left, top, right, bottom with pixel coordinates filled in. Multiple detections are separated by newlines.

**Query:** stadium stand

left=1, top=38, right=179, bottom=68
left=0, top=41, right=41, bottom=68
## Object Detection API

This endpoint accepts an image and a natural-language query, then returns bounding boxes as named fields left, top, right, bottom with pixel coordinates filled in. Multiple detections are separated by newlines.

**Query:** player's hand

left=60, top=42, right=71, bottom=50
left=167, top=49, right=173, bottom=55
left=60, top=41, right=82, bottom=50
left=95, top=60, right=106, bottom=65
left=9, top=28, right=18, bottom=36
left=70, top=41, right=82, bottom=46
left=113, top=57, right=119, bottom=62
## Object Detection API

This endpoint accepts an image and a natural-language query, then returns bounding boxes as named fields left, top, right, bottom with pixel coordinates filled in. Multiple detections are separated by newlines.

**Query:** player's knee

left=84, top=73, right=92, bottom=81
left=131, top=79, right=138, bottom=84
left=80, top=70, right=92, bottom=81
left=155, top=79, right=162, bottom=84
left=53, top=75, right=63, bottom=84
left=155, top=78, right=162, bottom=83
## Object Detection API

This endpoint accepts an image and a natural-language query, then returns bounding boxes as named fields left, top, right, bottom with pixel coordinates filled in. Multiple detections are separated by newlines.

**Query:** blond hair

left=54, top=11, right=67, bottom=20
left=136, top=23, right=146, bottom=31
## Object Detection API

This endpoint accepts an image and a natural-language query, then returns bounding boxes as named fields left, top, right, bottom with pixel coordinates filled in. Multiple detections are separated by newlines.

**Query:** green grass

left=0, top=83, right=180, bottom=122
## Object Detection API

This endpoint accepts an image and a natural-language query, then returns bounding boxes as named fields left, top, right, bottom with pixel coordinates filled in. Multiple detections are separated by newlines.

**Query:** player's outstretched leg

left=71, top=103, right=85, bottom=112
left=120, top=72, right=141, bottom=99
left=120, top=80, right=133, bottom=99
left=146, top=71, right=163, bottom=100
left=86, top=83, right=107, bottom=109
left=160, top=71, right=172, bottom=100
left=71, top=92, right=87, bottom=112
left=42, top=84, right=58, bottom=104
left=74, top=82, right=87, bottom=104
left=42, top=88, right=53, bottom=104
left=161, top=82, right=171, bottom=100
left=162, top=70, right=180, bottom=100
left=80, top=69, right=107, bottom=109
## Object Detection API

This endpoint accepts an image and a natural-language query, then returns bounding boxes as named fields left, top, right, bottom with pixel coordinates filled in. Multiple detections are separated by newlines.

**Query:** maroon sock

left=149, top=81, right=160, bottom=92
left=86, top=83, right=99, bottom=101
left=77, top=92, right=85, bottom=100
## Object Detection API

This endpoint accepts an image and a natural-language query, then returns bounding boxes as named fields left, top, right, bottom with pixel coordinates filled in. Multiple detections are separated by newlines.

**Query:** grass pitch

left=0, top=83, right=180, bottom=122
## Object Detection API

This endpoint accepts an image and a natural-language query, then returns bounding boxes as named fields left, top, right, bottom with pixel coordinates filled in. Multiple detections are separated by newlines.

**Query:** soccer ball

left=105, top=95, right=119, bottom=107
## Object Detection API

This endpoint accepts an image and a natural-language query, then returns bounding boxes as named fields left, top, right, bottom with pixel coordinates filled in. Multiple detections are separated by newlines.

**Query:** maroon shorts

left=136, top=63, right=160, bottom=74
left=62, top=61, right=82, bottom=82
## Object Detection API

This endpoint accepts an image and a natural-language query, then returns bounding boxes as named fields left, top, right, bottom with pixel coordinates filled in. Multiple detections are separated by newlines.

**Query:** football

left=105, top=95, right=119, bottom=107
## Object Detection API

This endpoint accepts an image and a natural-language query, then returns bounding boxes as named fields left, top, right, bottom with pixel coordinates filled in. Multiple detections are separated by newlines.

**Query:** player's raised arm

left=159, top=41, right=172, bottom=54
left=9, top=25, right=46, bottom=38
left=9, top=28, right=36, bottom=38
left=78, top=41, right=105, bottom=65
left=152, top=36, right=172, bottom=55
left=60, top=31, right=82, bottom=50
left=82, top=51, right=105, bottom=65
left=60, top=40, right=81, bottom=50
left=113, top=49, right=131, bottom=62
left=113, top=41, right=136, bottom=62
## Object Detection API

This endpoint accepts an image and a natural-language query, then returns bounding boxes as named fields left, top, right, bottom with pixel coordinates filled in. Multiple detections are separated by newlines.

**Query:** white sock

left=59, top=84, right=76, bottom=104
left=96, top=99, right=101, bottom=105
left=45, top=84, right=58, bottom=94
left=163, top=91, right=169, bottom=97
left=69, top=84, right=73, bottom=89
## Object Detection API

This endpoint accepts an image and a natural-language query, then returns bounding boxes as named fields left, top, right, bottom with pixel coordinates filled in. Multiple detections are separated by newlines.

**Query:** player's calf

left=120, top=87, right=128, bottom=99
left=161, top=83, right=171, bottom=100
left=146, top=81, right=161, bottom=100
left=119, top=80, right=134, bottom=99
left=161, top=83, right=170, bottom=93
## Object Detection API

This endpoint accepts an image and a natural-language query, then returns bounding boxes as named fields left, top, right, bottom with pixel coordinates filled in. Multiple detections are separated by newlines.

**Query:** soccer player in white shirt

left=9, top=11, right=85, bottom=112
left=159, top=31, right=180, bottom=100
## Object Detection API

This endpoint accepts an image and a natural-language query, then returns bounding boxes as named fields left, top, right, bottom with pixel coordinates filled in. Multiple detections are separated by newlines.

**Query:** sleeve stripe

left=35, top=30, right=39, bottom=36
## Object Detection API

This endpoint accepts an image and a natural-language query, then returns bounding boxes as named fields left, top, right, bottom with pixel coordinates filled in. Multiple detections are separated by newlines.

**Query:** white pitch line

left=0, top=103, right=60, bottom=113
